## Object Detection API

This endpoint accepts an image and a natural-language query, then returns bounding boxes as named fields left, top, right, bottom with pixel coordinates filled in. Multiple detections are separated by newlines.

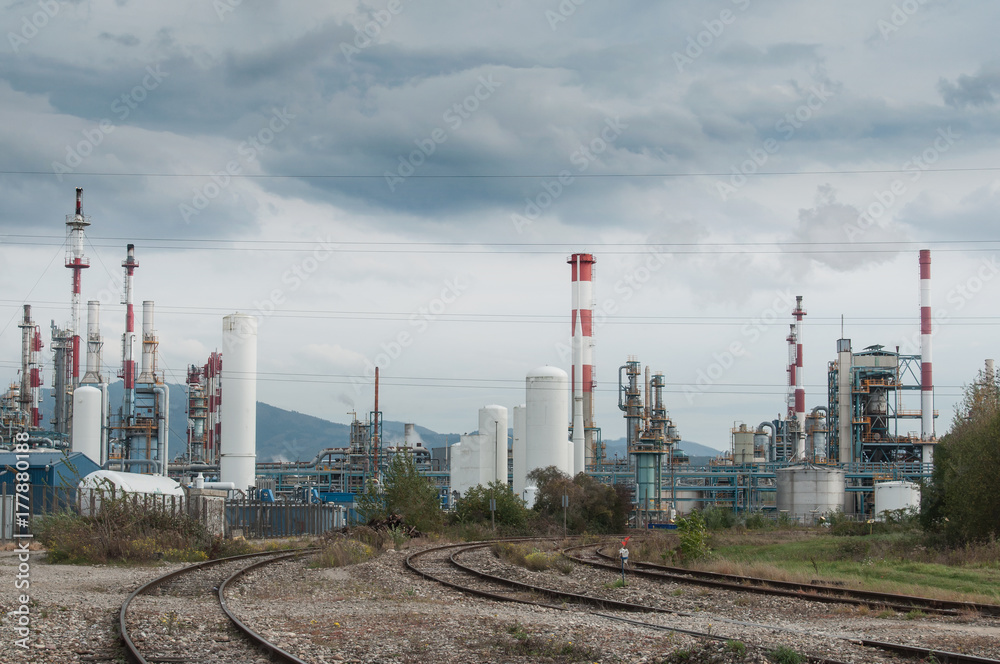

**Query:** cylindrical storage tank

left=512, top=404, right=527, bottom=499
left=674, top=489, right=702, bottom=515
left=479, top=405, right=508, bottom=485
left=635, top=454, right=658, bottom=510
left=874, top=481, right=920, bottom=517
left=523, top=485, right=538, bottom=508
left=449, top=434, right=484, bottom=498
left=775, top=465, right=845, bottom=523
left=525, top=366, right=570, bottom=477
left=220, top=314, right=257, bottom=492
left=71, top=385, right=102, bottom=463
left=733, top=425, right=754, bottom=464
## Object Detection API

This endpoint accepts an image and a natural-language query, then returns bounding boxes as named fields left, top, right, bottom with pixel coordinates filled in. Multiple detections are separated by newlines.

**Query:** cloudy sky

left=1, top=0, right=998, bottom=451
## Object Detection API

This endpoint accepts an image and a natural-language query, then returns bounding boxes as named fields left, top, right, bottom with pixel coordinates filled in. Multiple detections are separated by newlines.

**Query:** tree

left=921, top=365, right=1000, bottom=543
left=356, top=453, right=443, bottom=533
left=454, top=480, right=531, bottom=530
left=527, top=465, right=630, bottom=534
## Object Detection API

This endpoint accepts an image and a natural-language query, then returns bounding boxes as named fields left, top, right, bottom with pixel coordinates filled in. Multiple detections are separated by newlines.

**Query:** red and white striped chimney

left=66, top=187, right=90, bottom=388
left=793, top=295, right=806, bottom=459
left=569, top=253, right=596, bottom=470
left=920, top=250, right=934, bottom=441
left=121, top=244, right=139, bottom=420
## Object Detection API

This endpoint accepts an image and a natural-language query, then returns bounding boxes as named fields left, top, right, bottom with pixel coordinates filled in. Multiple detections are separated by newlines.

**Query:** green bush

left=36, top=493, right=209, bottom=564
left=454, top=480, right=532, bottom=532
left=701, top=506, right=737, bottom=530
left=767, top=646, right=806, bottom=664
left=677, top=511, right=710, bottom=562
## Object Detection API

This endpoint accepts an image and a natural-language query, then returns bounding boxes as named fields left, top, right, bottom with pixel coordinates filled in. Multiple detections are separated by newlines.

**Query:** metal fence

left=225, top=499, right=346, bottom=538
left=0, top=484, right=346, bottom=542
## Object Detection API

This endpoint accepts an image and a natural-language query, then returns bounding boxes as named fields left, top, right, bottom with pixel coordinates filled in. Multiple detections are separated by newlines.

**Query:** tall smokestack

left=793, top=295, right=806, bottom=460
left=121, top=244, right=139, bottom=421
left=569, top=253, right=596, bottom=468
left=920, top=250, right=934, bottom=442
left=81, top=301, right=103, bottom=384
left=65, top=187, right=90, bottom=389
left=138, top=301, right=158, bottom=384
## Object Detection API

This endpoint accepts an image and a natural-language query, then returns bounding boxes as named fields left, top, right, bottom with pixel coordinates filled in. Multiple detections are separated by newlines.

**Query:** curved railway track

left=406, top=537, right=1000, bottom=664
left=119, top=548, right=316, bottom=664
left=564, top=542, right=1000, bottom=618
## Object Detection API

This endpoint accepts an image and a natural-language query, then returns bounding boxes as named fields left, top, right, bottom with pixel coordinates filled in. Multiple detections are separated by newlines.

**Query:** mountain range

left=40, top=383, right=724, bottom=463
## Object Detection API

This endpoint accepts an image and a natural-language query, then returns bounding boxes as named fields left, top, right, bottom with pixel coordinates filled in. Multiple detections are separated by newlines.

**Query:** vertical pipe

left=374, top=366, right=380, bottom=480
left=919, top=250, right=934, bottom=441
left=82, top=300, right=102, bottom=384
left=66, top=187, right=90, bottom=390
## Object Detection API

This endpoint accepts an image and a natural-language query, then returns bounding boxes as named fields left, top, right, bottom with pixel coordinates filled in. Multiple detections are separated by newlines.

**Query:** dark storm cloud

left=939, top=62, right=1000, bottom=108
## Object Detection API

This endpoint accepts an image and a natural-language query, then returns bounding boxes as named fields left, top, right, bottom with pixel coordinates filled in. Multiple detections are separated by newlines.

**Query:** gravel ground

left=1, top=539, right=998, bottom=664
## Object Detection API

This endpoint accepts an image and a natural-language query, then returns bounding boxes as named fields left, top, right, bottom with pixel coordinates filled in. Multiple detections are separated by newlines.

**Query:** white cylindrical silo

left=479, top=405, right=508, bottom=485
left=525, top=366, right=571, bottom=478
left=220, top=314, right=258, bottom=492
left=71, top=385, right=102, bottom=463
left=512, top=404, right=527, bottom=499
left=874, top=481, right=920, bottom=517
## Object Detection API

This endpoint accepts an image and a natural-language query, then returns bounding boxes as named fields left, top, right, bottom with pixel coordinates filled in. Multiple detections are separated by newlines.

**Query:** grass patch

left=309, top=535, right=376, bottom=568
left=767, top=645, right=806, bottom=663
left=495, top=622, right=600, bottom=662
left=685, top=530, right=1000, bottom=604
left=492, top=542, right=573, bottom=574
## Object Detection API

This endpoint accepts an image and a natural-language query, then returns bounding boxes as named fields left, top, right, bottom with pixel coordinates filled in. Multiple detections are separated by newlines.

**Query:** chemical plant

left=0, top=190, right=977, bottom=527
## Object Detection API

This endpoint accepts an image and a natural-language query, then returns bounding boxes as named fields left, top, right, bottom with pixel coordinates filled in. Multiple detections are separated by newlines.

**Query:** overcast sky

left=1, top=0, right=998, bottom=451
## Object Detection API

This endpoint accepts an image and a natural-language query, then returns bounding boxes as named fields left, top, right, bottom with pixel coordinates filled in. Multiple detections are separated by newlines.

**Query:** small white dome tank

left=525, top=366, right=570, bottom=477
left=78, top=470, right=185, bottom=515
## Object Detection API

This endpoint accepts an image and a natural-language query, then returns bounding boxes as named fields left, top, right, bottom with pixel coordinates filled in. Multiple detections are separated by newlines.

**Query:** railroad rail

left=564, top=542, right=1000, bottom=617
left=406, top=538, right=1000, bottom=664
left=119, top=547, right=316, bottom=664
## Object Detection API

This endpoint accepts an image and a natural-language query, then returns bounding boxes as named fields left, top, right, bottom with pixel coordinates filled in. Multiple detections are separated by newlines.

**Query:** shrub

left=36, top=493, right=209, bottom=564
left=310, top=535, right=376, bottom=568
left=677, top=511, right=711, bottom=562
left=701, top=506, right=737, bottom=530
left=767, top=646, right=806, bottom=664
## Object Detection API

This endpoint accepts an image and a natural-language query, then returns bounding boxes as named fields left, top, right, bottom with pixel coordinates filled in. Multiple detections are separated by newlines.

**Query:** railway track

left=563, top=542, right=1000, bottom=618
left=119, top=548, right=316, bottom=664
left=406, top=538, right=1000, bottom=664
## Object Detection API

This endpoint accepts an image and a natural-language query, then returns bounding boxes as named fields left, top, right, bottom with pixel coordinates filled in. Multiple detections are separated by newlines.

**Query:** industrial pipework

left=18, top=305, right=43, bottom=428
left=65, top=187, right=90, bottom=392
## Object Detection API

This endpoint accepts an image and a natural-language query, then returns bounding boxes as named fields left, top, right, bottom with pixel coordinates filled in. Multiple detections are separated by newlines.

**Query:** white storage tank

left=512, top=404, right=527, bottom=499
left=479, top=405, right=508, bottom=485
left=449, top=434, right=485, bottom=498
left=874, top=481, right=920, bottom=517
left=775, top=464, right=845, bottom=523
left=71, top=385, right=102, bottom=463
left=220, top=313, right=258, bottom=493
left=733, top=424, right=755, bottom=464
left=674, top=489, right=703, bottom=515
left=525, top=366, right=571, bottom=478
